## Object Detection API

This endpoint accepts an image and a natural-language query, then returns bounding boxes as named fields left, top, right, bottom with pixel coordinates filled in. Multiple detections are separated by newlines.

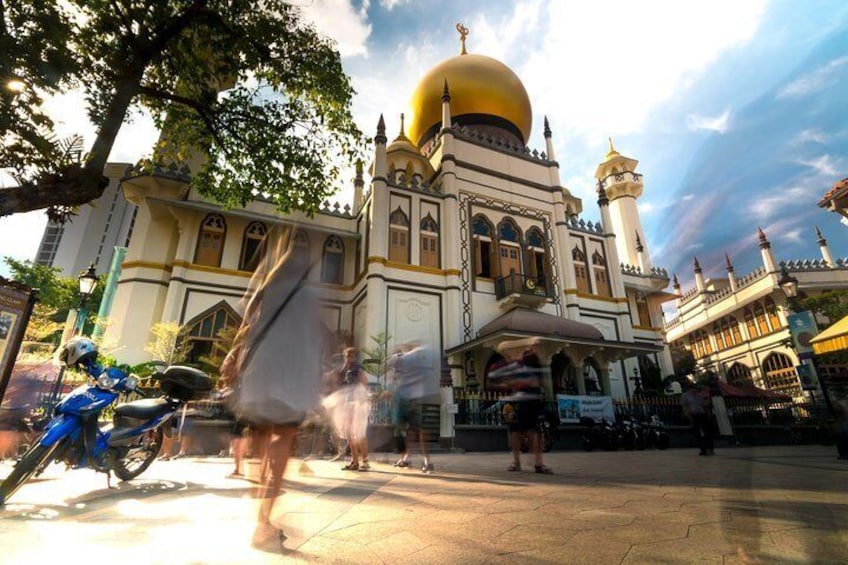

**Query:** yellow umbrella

left=810, top=314, right=848, bottom=355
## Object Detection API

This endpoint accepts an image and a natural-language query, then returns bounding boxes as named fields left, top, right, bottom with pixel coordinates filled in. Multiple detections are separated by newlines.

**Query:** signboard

left=444, top=402, right=459, bottom=415
left=787, top=311, right=820, bottom=358
left=556, top=395, right=615, bottom=424
left=0, top=278, right=36, bottom=407
left=795, top=362, right=819, bottom=391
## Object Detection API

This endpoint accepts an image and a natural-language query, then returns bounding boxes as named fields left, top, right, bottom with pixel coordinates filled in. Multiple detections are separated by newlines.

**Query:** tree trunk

left=0, top=66, right=145, bottom=218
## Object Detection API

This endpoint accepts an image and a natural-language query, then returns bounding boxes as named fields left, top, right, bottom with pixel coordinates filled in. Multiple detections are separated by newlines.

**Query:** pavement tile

left=768, top=527, right=848, bottom=561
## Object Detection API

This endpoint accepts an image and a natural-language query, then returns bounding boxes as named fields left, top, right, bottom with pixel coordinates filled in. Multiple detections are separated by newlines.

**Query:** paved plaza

left=0, top=445, right=846, bottom=564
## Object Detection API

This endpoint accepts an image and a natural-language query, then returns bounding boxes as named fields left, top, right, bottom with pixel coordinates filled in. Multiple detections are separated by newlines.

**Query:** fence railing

left=613, top=396, right=690, bottom=426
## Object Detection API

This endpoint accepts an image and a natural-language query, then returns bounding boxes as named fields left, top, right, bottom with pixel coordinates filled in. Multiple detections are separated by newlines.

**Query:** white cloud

left=793, top=129, right=827, bottom=145
left=798, top=154, right=839, bottom=177
left=0, top=211, right=48, bottom=274
left=781, top=228, right=803, bottom=243
left=297, top=0, right=372, bottom=58
left=521, top=0, right=767, bottom=141
left=686, top=109, right=731, bottom=133
left=750, top=186, right=808, bottom=219
left=777, top=55, right=848, bottom=100
left=681, top=194, right=695, bottom=201
left=380, top=0, right=408, bottom=9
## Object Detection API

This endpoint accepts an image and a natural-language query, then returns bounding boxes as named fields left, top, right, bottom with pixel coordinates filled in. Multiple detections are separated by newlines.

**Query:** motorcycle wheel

left=0, top=438, right=56, bottom=505
left=110, top=428, right=163, bottom=481
left=540, top=422, right=554, bottom=453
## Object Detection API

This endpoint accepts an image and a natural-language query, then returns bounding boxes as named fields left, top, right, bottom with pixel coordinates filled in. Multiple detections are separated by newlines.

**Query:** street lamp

left=74, top=263, right=99, bottom=335
left=632, top=366, right=643, bottom=394
left=778, top=266, right=799, bottom=300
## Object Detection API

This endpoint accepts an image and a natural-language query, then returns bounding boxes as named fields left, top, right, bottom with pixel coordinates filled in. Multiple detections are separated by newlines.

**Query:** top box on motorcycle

left=157, top=366, right=213, bottom=401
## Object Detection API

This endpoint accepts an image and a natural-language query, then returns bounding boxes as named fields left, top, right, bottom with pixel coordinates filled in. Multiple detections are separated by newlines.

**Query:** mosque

left=101, top=27, right=675, bottom=442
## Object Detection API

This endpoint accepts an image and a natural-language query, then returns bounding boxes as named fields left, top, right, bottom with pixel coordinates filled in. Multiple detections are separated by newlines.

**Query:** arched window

left=713, top=322, right=725, bottom=350
left=721, top=318, right=733, bottom=348
left=744, top=307, right=759, bottom=339
left=730, top=317, right=742, bottom=344
left=183, top=301, right=241, bottom=364
left=762, top=352, right=801, bottom=396
left=765, top=297, right=782, bottom=331
left=472, top=215, right=495, bottom=278
left=754, top=301, right=769, bottom=335
left=635, top=292, right=651, bottom=327
left=727, top=363, right=754, bottom=387
left=525, top=227, right=548, bottom=290
left=321, top=236, right=344, bottom=284
left=592, top=251, right=611, bottom=297
left=572, top=246, right=590, bottom=294
left=294, top=229, right=309, bottom=247
left=497, top=218, right=522, bottom=277
left=420, top=214, right=439, bottom=268
left=194, top=213, right=226, bottom=267
left=239, top=221, right=267, bottom=271
left=388, top=207, right=409, bottom=263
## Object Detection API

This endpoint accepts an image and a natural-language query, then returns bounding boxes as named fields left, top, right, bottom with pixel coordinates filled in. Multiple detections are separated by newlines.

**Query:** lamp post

left=632, top=366, right=643, bottom=395
left=74, top=263, right=99, bottom=336
left=778, top=266, right=833, bottom=414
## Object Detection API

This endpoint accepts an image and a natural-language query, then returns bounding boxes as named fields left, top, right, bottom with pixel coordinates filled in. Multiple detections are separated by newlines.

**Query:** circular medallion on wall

left=405, top=300, right=424, bottom=322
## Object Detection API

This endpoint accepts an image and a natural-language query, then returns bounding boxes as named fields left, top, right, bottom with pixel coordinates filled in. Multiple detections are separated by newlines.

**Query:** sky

left=1, top=0, right=847, bottom=316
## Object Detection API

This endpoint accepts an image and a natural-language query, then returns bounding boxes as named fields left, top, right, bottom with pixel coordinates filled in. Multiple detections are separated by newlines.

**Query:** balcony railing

left=494, top=272, right=552, bottom=300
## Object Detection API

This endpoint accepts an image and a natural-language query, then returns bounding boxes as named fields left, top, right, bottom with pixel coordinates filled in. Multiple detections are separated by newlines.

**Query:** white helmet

left=58, top=337, right=99, bottom=367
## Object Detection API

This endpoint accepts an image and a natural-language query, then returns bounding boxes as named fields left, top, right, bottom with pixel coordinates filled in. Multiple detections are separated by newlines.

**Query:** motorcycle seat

left=115, top=398, right=174, bottom=420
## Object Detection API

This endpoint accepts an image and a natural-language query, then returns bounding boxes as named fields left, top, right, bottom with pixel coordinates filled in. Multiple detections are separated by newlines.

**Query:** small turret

left=758, top=227, right=777, bottom=272
left=441, top=79, right=451, bottom=130
left=373, top=114, right=388, bottom=180
left=353, top=160, right=364, bottom=210
left=543, top=116, right=555, bottom=162
left=693, top=257, right=705, bottom=292
left=816, top=225, right=835, bottom=267
left=725, top=252, right=737, bottom=292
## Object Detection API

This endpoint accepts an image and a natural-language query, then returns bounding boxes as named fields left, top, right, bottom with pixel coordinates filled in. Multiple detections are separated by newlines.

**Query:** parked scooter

left=581, top=416, right=619, bottom=451
left=0, top=338, right=212, bottom=505
left=642, top=414, right=670, bottom=450
left=617, top=415, right=647, bottom=450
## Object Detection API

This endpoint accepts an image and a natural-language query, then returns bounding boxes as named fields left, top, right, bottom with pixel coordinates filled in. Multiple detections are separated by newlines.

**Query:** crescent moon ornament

left=456, top=23, right=469, bottom=54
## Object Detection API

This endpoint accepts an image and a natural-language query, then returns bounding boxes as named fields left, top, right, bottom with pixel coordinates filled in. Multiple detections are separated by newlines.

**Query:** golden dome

left=407, top=53, right=532, bottom=147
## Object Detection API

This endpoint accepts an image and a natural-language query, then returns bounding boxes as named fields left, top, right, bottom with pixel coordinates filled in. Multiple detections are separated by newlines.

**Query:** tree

left=23, top=304, right=63, bottom=342
left=798, top=290, right=848, bottom=326
left=144, top=321, right=190, bottom=366
left=1, top=1, right=362, bottom=220
left=361, top=332, right=392, bottom=391
left=669, top=342, right=697, bottom=379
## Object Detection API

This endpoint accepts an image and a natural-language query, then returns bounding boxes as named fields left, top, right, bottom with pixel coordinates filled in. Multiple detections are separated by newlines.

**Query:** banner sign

left=556, top=395, right=615, bottom=424
left=787, top=311, right=820, bottom=358
left=795, top=362, right=819, bottom=391
left=0, top=279, right=36, bottom=407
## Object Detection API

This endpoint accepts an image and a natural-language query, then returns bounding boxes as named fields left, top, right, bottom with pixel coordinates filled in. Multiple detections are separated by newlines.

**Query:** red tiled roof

left=819, top=176, right=848, bottom=207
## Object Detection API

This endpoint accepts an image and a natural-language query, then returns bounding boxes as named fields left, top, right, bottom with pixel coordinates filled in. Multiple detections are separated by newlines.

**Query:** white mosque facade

left=101, top=40, right=676, bottom=439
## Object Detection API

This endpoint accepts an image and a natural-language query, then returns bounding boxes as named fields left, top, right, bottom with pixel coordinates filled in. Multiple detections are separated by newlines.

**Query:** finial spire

left=635, top=231, right=644, bottom=253
left=355, top=159, right=363, bottom=182
left=442, top=79, right=451, bottom=102
left=544, top=116, right=551, bottom=138
left=375, top=114, right=387, bottom=144
left=456, top=23, right=469, bottom=55
left=400, top=112, right=405, bottom=136
left=605, top=136, right=620, bottom=159
left=816, top=225, right=827, bottom=245
left=725, top=253, right=734, bottom=272
left=757, top=227, right=771, bottom=249
left=672, top=273, right=680, bottom=288
left=693, top=256, right=702, bottom=273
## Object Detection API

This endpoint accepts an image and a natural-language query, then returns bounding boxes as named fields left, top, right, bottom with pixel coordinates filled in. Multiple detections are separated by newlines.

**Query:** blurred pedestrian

left=490, top=337, right=553, bottom=474
left=385, top=340, right=438, bottom=473
left=681, top=381, right=715, bottom=456
left=222, top=225, right=325, bottom=551
left=322, top=347, right=371, bottom=471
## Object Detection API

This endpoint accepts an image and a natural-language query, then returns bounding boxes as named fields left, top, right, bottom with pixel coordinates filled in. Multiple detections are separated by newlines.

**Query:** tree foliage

left=798, top=290, right=848, bottom=326
left=361, top=332, right=392, bottom=390
left=144, top=321, right=191, bottom=365
left=0, top=0, right=362, bottom=219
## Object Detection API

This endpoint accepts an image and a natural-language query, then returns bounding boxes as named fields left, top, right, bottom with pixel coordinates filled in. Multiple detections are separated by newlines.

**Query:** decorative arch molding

left=322, top=235, right=345, bottom=284
left=239, top=221, right=267, bottom=272
left=727, top=362, right=754, bottom=387
left=194, top=213, right=227, bottom=267
left=458, top=193, right=561, bottom=341
left=181, top=300, right=242, bottom=364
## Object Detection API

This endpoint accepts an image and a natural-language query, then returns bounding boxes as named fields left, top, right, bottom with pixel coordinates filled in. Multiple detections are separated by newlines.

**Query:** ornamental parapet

left=449, top=124, right=553, bottom=164
left=598, top=171, right=642, bottom=188
left=317, top=200, right=354, bottom=218
left=567, top=216, right=603, bottom=234
left=386, top=171, right=443, bottom=195
left=620, top=263, right=669, bottom=280
left=779, top=258, right=847, bottom=271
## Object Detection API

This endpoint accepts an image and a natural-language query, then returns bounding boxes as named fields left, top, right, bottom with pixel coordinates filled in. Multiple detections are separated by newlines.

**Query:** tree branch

left=0, top=166, right=107, bottom=217
left=137, top=84, right=225, bottom=148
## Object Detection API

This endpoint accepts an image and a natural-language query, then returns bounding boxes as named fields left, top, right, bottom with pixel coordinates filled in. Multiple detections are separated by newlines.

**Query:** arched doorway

left=551, top=352, right=578, bottom=395
left=762, top=352, right=801, bottom=396
left=727, top=362, right=754, bottom=387
left=583, top=356, right=604, bottom=396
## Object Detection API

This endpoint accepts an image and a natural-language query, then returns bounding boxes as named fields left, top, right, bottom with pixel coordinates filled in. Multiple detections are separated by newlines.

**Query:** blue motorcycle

left=0, top=338, right=212, bottom=505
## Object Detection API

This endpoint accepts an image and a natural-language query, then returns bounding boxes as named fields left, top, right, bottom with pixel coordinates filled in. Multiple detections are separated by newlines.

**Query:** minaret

left=725, top=253, right=738, bottom=292
left=374, top=114, right=387, bottom=180
left=594, top=138, right=650, bottom=270
left=544, top=116, right=555, bottom=161
left=441, top=79, right=451, bottom=130
left=816, top=226, right=835, bottom=267
left=353, top=159, right=364, bottom=211
left=693, top=257, right=705, bottom=292
left=758, top=227, right=777, bottom=272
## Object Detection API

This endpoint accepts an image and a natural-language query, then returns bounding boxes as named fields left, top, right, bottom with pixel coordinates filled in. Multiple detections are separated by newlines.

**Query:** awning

left=445, top=308, right=663, bottom=358
left=810, top=314, right=848, bottom=355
